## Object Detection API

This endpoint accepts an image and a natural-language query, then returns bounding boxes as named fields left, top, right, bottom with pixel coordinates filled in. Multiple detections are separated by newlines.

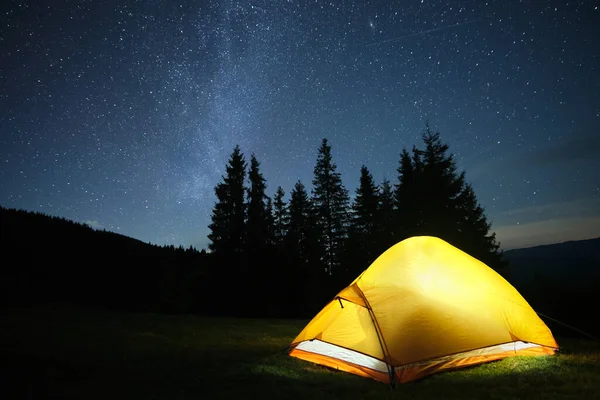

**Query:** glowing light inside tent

left=289, top=237, right=558, bottom=384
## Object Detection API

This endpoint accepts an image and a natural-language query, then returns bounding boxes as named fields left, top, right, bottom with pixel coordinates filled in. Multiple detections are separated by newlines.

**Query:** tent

left=289, top=236, right=558, bottom=384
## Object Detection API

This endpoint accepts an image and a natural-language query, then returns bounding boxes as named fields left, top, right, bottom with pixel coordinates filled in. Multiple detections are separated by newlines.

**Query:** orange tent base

left=291, top=343, right=556, bottom=384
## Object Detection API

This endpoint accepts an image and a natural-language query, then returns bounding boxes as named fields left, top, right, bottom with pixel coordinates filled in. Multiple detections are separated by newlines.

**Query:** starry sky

left=1, top=0, right=599, bottom=251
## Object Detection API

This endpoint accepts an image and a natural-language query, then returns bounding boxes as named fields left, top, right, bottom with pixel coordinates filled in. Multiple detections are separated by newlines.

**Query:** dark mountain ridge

left=504, top=237, right=600, bottom=289
left=2, top=206, right=598, bottom=337
left=0, top=206, right=209, bottom=314
left=503, top=237, right=600, bottom=339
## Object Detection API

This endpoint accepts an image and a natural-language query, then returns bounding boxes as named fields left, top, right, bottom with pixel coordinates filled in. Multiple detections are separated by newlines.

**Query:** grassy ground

left=1, top=305, right=598, bottom=400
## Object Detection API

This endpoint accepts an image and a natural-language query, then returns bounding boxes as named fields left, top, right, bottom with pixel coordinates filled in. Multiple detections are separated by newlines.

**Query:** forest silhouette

left=1, top=125, right=598, bottom=338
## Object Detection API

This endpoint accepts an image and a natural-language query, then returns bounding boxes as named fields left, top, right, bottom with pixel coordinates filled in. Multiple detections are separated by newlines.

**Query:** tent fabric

left=289, top=236, right=558, bottom=384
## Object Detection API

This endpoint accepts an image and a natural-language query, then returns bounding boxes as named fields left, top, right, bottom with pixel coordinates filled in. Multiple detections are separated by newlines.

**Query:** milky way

left=1, top=0, right=599, bottom=250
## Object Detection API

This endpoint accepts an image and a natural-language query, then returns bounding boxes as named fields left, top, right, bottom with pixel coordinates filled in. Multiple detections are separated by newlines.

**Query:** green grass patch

left=1, top=304, right=599, bottom=399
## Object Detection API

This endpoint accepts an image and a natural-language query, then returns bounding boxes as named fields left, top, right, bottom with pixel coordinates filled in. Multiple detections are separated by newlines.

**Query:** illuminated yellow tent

left=289, top=236, right=558, bottom=384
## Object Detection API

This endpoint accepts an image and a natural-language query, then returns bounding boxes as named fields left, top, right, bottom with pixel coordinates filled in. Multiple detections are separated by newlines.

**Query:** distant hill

left=0, top=206, right=209, bottom=314
left=504, top=237, right=600, bottom=289
left=502, top=237, right=600, bottom=339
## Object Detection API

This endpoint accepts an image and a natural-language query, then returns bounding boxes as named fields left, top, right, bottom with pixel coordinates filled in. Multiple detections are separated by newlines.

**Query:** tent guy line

left=536, top=311, right=599, bottom=341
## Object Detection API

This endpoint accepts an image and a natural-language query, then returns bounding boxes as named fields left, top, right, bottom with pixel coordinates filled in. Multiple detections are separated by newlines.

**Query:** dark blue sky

left=1, top=0, right=599, bottom=251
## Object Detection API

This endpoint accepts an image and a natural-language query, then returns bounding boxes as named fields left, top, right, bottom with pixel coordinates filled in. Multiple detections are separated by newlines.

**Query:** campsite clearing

left=1, top=305, right=598, bottom=399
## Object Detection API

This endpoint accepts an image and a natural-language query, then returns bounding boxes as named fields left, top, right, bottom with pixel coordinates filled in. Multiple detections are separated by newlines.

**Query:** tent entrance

left=290, top=340, right=390, bottom=382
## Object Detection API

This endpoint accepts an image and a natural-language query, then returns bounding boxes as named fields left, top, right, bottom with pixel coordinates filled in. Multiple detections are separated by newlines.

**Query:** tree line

left=0, top=124, right=505, bottom=319
left=201, top=124, right=505, bottom=318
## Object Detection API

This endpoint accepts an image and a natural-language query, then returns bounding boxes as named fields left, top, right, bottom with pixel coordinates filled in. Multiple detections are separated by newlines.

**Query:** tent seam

left=356, top=286, right=396, bottom=386
left=396, top=340, right=556, bottom=367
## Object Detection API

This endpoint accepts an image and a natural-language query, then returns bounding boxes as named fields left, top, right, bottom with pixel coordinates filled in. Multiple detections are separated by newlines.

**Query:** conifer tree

left=286, top=180, right=323, bottom=315
left=455, top=183, right=506, bottom=271
left=246, top=154, right=275, bottom=314
left=311, top=138, right=350, bottom=276
left=417, top=124, right=466, bottom=238
left=272, top=186, right=289, bottom=249
left=395, top=123, right=504, bottom=272
left=265, top=197, right=275, bottom=247
left=287, top=181, right=310, bottom=261
left=394, top=146, right=422, bottom=241
left=352, top=165, right=379, bottom=239
left=207, top=145, right=247, bottom=314
left=207, top=145, right=246, bottom=263
left=346, top=165, right=380, bottom=277
left=246, top=153, right=271, bottom=256
left=376, top=178, right=397, bottom=254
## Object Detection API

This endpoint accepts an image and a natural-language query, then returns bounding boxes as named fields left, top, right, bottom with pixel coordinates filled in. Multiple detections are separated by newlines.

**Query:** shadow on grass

left=230, top=349, right=600, bottom=400
left=1, top=306, right=598, bottom=400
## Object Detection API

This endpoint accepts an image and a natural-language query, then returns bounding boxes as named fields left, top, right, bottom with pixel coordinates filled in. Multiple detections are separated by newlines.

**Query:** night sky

left=1, top=0, right=599, bottom=251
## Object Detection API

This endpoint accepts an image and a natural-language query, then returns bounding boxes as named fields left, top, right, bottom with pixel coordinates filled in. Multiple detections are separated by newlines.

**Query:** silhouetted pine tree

left=455, top=183, right=506, bottom=272
left=208, top=145, right=247, bottom=261
left=207, top=145, right=247, bottom=314
left=272, top=186, right=289, bottom=250
left=394, top=146, right=423, bottom=241
left=346, top=165, right=380, bottom=279
left=286, top=181, right=311, bottom=266
left=246, top=154, right=276, bottom=315
left=416, top=123, right=466, bottom=238
left=311, top=138, right=350, bottom=277
left=246, top=154, right=272, bottom=252
left=375, top=178, right=397, bottom=254
left=396, top=124, right=504, bottom=272
left=286, top=180, right=324, bottom=316
left=265, top=197, right=275, bottom=247
left=352, top=165, right=379, bottom=239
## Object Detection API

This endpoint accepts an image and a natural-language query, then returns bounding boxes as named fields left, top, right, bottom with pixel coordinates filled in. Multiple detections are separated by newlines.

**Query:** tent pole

left=358, top=290, right=396, bottom=388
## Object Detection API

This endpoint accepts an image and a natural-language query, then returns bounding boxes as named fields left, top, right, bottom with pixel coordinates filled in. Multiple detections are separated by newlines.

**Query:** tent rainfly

left=289, top=236, right=558, bottom=384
